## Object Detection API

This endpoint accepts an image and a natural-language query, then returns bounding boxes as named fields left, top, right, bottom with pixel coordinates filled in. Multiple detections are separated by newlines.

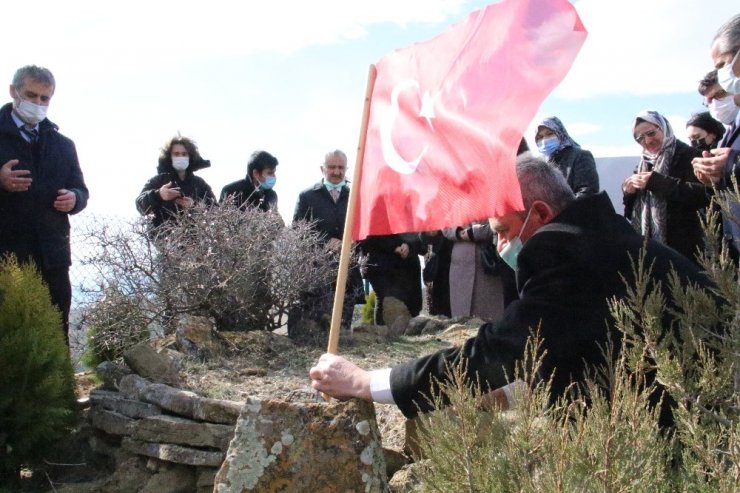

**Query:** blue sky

left=2, top=0, right=737, bottom=223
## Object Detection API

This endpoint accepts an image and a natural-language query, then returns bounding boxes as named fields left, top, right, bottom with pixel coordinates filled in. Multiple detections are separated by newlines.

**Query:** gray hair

left=12, top=65, right=56, bottom=92
left=712, top=14, right=740, bottom=56
left=516, top=155, right=575, bottom=215
left=323, top=149, right=347, bottom=165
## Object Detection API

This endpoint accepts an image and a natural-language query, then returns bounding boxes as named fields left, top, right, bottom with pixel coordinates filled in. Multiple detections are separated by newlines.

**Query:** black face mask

left=690, top=137, right=713, bottom=152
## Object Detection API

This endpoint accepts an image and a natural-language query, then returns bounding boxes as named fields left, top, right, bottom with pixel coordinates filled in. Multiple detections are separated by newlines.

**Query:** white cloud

left=556, top=0, right=739, bottom=99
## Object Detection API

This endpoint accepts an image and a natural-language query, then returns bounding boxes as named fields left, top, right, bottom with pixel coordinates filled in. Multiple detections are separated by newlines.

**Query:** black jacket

left=220, top=179, right=277, bottom=213
left=548, top=146, right=599, bottom=197
left=0, top=102, right=88, bottom=269
left=389, top=192, right=712, bottom=422
left=292, top=181, right=349, bottom=244
left=135, top=156, right=216, bottom=230
left=623, top=140, right=708, bottom=262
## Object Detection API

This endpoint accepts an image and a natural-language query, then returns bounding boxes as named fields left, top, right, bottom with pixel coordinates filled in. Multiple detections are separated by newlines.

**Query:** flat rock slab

left=215, top=398, right=388, bottom=493
left=132, top=414, right=234, bottom=451
left=118, top=374, right=242, bottom=425
left=90, top=389, right=162, bottom=419
left=90, top=407, right=134, bottom=436
left=122, top=437, right=225, bottom=467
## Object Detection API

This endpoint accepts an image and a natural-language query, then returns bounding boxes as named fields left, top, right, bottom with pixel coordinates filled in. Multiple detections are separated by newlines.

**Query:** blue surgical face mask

left=537, top=136, right=560, bottom=157
left=259, top=175, right=276, bottom=190
left=499, top=208, right=534, bottom=271
left=324, top=179, right=346, bottom=191
left=717, top=50, right=740, bottom=95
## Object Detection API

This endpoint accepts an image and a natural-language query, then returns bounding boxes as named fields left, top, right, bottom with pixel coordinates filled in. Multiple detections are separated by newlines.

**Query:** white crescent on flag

left=379, top=80, right=429, bottom=175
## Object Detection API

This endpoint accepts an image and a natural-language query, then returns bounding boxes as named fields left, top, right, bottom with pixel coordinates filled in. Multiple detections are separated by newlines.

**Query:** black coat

left=220, top=179, right=277, bottom=213
left=389, top=192, right=712, bottom=422
left=623, top=140, right=708, bottom=262
left=548, top=146, right=599, bottom=197
left=136, top=154, right=215, bottom=230
left=292, top=182, right=349, bottom=244
left=292, top=181, right=364, bottom=305
left=0, top=103, right=88, bottom=269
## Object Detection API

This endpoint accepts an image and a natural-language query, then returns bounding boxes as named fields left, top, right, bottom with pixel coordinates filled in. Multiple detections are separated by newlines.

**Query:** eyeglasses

left=634, top=128, right=660, bottom=144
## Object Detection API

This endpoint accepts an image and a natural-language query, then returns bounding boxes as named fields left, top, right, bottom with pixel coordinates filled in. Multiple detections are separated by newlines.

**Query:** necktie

left=20, top=127, right=38, bottom=143
left=330, top=188, right=340, bottom=203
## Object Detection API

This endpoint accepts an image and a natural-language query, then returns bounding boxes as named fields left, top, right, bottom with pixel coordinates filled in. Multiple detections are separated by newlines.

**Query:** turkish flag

left=353, top=0, right=587, bottom=240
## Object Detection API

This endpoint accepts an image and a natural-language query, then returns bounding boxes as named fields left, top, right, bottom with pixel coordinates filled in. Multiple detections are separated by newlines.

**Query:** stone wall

left=88, top=373, right=240, bottom=492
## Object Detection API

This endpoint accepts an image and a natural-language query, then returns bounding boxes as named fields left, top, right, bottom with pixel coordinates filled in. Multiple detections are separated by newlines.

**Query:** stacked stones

left=88, top=344, right=241, bottom=492
left=86, top=338, right=392, bottom=492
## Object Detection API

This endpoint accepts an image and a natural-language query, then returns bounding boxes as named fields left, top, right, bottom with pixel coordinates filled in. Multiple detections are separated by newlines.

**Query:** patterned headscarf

left=537, top=116, right=581, bottom=153
left=630, top=110, right=677, bottom=244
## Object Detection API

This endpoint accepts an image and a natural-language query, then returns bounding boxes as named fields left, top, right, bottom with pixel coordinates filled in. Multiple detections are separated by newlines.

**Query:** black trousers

left=39, top=266, right=72, bottom=344
left=365, top=268, right=422, bottom=326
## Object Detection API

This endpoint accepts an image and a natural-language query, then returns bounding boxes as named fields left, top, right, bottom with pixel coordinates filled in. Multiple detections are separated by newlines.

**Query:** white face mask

left=14, top=97, right=48, bottom=125
left=717, top=51, right=740, bottom=95
left=709, top=95, right=740, bottom=125
left=172, top=156, right=190, bottom=171
left=498, top=208, right=534, bottom=271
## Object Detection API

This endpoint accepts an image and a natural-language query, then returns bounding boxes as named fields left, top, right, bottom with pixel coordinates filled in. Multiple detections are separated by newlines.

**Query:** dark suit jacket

left=292, top=181, right=363, bottom=304
left=292, top=181, right=349, bottom=245
left=389, top=192, right=712, bottom=421
left=719, top=120, right=740, bottom=186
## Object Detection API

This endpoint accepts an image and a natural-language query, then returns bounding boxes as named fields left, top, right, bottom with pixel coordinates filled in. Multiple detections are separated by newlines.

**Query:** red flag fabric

left=353, top=0, right=587, bottom=240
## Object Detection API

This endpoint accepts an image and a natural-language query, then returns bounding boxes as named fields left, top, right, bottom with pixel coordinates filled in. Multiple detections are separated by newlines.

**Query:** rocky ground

left=16, top=311, right=481, bottom=492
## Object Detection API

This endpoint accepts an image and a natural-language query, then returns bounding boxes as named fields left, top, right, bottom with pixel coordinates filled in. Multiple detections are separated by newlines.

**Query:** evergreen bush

left=0, top=256, right=76, bottom=482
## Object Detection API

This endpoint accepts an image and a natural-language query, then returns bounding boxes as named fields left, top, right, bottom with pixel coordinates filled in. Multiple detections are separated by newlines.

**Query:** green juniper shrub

left=413, top=333, right=675, bottom=492
left=0, top=255, right=76, bottom=483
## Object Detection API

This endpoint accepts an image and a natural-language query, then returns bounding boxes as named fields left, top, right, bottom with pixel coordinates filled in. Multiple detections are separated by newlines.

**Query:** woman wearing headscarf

left=534, top=116, right=599, bottom=197
left=622, top=110, right=709, bottom=263
left=685, top=111, right=726, bottom=153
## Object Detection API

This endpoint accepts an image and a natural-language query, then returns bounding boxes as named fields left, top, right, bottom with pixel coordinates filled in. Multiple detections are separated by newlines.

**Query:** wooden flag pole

left=325, top=64, right=378, bottom=358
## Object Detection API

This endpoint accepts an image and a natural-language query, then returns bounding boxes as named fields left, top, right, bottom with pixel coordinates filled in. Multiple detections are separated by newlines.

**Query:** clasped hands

left=692, top=147, right=730, bottom=186
left=622, top=171, right=653, bottom=194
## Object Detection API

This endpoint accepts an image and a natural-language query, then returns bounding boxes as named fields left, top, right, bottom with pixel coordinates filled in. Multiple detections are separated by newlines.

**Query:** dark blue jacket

left=0, top=102, right=88, bottom=269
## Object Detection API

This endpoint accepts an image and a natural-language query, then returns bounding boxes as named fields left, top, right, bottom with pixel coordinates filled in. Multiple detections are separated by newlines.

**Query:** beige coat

left=442, top=222, right=505, bottom=320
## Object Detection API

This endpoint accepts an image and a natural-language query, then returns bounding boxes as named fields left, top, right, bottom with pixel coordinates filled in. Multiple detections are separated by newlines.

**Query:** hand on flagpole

left=310, top=353, right=372, bottom=401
